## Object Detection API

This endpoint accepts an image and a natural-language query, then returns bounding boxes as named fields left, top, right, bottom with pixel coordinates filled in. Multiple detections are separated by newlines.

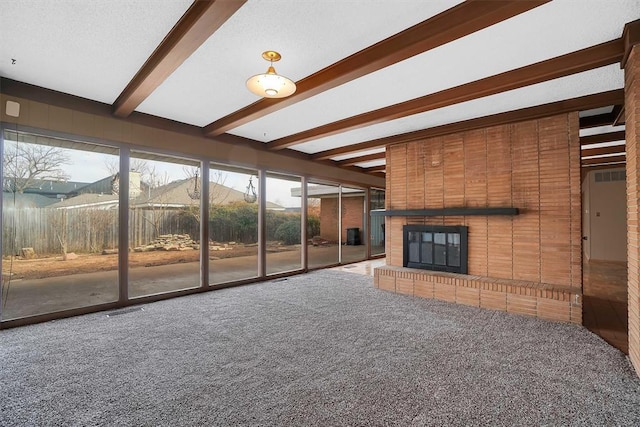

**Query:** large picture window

left=2, top=130, right=119, bottom=319
left=128, top=151, right=202, bottom=298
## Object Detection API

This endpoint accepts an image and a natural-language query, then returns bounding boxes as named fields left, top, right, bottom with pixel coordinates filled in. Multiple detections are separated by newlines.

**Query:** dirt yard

left=2, top=244, right=274, bottom=280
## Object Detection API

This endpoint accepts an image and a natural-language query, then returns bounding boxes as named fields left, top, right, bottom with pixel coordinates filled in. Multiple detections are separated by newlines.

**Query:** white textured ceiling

left=137, top=0, right=462, bottom=126
left=230, top=0, right=639, bottom=144
left=0, top=0, right=192, bottom=104
left=1, top=0, right=638, bottom=172
left=300, top=65, right=623, bottom=155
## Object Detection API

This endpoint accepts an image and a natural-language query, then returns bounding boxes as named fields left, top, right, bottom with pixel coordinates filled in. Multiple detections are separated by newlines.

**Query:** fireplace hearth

left=403, top=225, right=468, bottom=274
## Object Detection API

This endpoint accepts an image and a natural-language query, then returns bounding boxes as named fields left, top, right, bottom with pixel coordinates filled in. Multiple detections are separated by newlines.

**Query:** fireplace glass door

left=404, top=225, right=467, bottom=274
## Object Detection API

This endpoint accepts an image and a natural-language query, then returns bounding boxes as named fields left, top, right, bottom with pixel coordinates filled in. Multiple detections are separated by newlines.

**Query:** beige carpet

left=1, top=270, right=639, bottom=426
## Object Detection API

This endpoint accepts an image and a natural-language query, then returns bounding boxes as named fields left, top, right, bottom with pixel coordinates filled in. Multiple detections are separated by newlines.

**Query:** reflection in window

left=341, top=186, right=366, bottom=264
left=306, top=182, right=340, bottom=269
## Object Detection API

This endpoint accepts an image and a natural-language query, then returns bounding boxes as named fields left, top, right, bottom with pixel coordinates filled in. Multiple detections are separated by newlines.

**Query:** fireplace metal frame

left=403, top=225, right=468, bottom=274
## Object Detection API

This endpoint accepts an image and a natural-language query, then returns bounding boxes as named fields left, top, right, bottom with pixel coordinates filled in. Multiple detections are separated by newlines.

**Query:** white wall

left=583, top=168, right=626, bottom=262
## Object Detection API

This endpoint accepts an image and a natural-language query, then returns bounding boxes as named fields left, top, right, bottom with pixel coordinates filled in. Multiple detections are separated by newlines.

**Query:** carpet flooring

left=1, top=270, right=640, bottom=426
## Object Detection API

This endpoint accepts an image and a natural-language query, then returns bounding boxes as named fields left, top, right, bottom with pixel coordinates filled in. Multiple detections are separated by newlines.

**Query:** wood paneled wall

left=385, top=113, right=581, bottom=289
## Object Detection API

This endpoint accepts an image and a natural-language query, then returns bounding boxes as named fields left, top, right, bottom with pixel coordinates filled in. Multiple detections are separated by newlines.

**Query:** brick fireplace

left=374, top=113, right=582, bottom=324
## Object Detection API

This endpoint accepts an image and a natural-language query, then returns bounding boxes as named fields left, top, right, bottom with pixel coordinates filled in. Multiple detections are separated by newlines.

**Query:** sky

left=5, top=134, right=369, bottom=208
left=63, top=146, right=302, bottom=208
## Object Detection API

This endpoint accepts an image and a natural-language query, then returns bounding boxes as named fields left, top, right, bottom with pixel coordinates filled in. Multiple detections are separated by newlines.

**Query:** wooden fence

left=2, top=207, right=200, bottom=257
left=3, top=206, right=317, bottom=257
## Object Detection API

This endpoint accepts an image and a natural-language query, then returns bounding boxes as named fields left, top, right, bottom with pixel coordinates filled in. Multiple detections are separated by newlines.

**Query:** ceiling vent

left=595, top=170, right=625, bottom=183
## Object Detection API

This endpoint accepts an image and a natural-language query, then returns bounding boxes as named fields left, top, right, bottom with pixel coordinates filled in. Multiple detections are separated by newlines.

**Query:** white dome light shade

left=246, top=51, right=296, bottom=98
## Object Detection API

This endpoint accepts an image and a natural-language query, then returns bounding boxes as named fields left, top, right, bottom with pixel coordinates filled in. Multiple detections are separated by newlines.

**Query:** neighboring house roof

left=3, top=178, right=91, bottom=198
left=52, top=193, right=119, bottom=209
left=75, top=175, right=117, bottom=195
left=51, top=176, right=286, bottom=210
left=2, top=192, right=59, bottom=208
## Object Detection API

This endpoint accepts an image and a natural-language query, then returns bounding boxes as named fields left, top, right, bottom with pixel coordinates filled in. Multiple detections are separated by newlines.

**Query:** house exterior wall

left=320, top=196, right=364, bottom=243
left=377, top=113, right=582, bottom=323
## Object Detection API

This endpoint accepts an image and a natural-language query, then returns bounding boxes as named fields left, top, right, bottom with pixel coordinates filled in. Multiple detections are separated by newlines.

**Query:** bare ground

left=2, top=244, right=294, bottom=281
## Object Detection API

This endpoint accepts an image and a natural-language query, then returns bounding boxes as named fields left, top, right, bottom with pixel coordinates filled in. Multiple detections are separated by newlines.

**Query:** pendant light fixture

left=244, top=176, right=257, bottom=203
left=246, top=51, right=296, bottom=98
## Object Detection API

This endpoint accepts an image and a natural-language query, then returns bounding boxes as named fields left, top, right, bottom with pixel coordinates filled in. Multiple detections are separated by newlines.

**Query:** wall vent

left=595, top=170, right=625, bottom=183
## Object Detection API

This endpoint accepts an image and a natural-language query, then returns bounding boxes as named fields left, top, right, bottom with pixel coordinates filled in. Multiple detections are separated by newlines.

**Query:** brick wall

left=320, top=196, right=364, bottom=242
left=385, top=113, right=581, bottom=289
left=375, top=266, right=582, bottom=324
left=625, top=43, right=640, bottom=374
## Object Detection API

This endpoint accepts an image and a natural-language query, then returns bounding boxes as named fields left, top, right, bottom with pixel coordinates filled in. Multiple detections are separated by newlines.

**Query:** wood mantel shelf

left=370, top=208, right=519, bottom=216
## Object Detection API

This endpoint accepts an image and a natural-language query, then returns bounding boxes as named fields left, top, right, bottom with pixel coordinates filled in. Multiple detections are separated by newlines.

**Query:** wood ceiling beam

left=365, top=165, right=387, bottom=174
left=202, top=0, right=550, bottom=136
left=613, top=105, right=626, bottom=126
left=336, top=152, right=386, bottom=167
left=580, top=112, right=615, bottom=128
left=113, top=0, right=246, bottom=118
left=580, top=130, right=626, bottom=145
left=579, top=104, right=624, bottom=128
left=311, top=89, right=624, bottom=160
left=581, top=163, right=626, bottom=172
left=581, top=144, right=625, bottom=158
left=582, top=155, right=626, bottom=166
left=268, top=38, right=624, bottom=151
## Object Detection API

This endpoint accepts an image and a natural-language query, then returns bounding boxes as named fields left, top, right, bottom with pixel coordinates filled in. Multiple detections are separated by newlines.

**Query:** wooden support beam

left=582, top=155, right=626, bottom=166
left=311, top=89, right=624, bottom=160
left=336, top=152, right=386, bottom=167
left=113, top=0, right=246, bottom=117
left=364, top=165, right=386, bottom=173
left=580, top=130, right=626, bottom=145
left=613, top=105, right=626, bottom=126
left=581, top=144, right=625, bottom=158
left=269, top=38, right=624, bottom=150
left=202, top=0, right=550, bottom=136
left=581, top=163, right=626, bottom=171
